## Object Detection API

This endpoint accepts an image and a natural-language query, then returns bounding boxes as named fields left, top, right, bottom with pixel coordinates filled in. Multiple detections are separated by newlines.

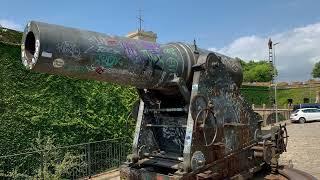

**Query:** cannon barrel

left=21, top=21, right=242, bottom=90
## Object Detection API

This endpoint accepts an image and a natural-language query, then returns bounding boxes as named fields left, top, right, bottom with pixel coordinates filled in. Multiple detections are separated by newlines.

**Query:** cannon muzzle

left=21, top=21, right=242, bottom=90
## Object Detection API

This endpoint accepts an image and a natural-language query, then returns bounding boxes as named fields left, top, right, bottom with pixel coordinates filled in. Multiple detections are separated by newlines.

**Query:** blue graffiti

left=95, top=53, right=121, bottom=68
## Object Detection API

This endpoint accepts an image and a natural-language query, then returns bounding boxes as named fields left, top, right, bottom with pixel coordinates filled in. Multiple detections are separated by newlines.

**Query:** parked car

left=290, top=108, right=320, bottom=123
left=292, top=103, right=320, bottom=111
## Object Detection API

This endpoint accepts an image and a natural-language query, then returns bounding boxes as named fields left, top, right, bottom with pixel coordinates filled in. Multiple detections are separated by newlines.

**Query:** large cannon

left=21, top=21, right=242, bottom=93
left=21, top=21, right=314, bottom=179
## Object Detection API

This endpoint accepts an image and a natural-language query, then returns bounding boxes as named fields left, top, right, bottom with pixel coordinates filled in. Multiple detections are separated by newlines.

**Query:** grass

left=240, top=85, right=320, bottom=107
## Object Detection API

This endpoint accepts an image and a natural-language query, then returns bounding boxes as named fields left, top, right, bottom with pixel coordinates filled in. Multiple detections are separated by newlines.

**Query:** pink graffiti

left=140, top=41, right=160, bottom=52
left=106, top=38, right=118, bottom=46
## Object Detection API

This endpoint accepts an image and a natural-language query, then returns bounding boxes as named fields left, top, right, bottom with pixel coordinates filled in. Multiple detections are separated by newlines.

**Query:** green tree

left=312, top=61, right=320, bottom=78
left=240, top=60, right=275, bottom=82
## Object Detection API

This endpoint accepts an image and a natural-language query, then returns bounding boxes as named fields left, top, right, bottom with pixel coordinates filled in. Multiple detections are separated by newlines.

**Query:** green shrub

left=0, top=42, right=138, bottom=155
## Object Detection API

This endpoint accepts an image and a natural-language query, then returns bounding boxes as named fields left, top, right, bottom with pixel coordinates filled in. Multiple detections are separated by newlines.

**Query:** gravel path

left=279, top=121, right=320, bottom=179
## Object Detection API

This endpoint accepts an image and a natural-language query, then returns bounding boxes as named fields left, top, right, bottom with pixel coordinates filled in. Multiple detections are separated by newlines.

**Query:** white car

left=290, top=108, right=320, bottom=123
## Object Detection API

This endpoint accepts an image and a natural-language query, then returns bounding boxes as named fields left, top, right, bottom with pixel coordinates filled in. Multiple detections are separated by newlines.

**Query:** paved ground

left=279, top=120, right=320, bottom=179
left=92, top=121, right=320, bottom=179
left=82, top=169, right=120, bottom=180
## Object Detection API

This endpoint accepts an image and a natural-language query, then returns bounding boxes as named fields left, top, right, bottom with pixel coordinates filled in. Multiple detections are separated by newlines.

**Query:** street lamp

left=273, top=42, right=279, bottom=123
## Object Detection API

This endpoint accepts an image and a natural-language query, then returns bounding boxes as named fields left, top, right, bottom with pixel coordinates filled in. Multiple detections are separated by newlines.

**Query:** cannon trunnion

left=21, top=21, right=294, bottom=179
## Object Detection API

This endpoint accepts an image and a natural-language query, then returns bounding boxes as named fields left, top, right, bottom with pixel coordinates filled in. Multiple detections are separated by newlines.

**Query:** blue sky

left=1, top=0, right=320, bottom=81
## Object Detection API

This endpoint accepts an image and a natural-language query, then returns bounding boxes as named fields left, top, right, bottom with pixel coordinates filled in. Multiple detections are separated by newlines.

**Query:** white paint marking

left=23, top=59, right=28, bottom=67
left=53, top=58, right=65, bottom=68
left=192, top=84, right=199, bottom=91
left=41, top=51, right=52, bottom=58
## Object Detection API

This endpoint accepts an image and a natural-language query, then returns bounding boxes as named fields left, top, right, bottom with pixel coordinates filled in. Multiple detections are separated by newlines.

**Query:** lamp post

left=273, top=42, right=279, bottom=123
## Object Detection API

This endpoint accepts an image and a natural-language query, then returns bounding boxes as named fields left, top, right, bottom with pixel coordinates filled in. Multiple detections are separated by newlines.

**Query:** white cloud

left=209, top=22, right=320, bottom=82
left=0, top=19, right=22, bottom=31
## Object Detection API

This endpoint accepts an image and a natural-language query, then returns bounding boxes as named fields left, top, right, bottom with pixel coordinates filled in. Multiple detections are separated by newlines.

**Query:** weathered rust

left=21, top=21, right=314, bottom=180
left=265, top=166, right=318, bottom=180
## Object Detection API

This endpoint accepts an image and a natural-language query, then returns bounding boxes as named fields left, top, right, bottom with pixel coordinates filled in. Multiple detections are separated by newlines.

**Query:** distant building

left=277, top=82, right=289, bottom=87
left=126, top=30, right=157, bottom=42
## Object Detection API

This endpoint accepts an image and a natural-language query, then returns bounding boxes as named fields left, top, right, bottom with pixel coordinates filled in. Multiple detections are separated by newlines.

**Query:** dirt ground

left=279, top=120, right=320, bottom=179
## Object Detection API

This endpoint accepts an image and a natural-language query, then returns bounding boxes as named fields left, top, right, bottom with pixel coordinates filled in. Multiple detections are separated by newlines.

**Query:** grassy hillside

left=277, top=87, right=318, bottom=106
left=0, top=27, right=22, bottom=44
left=0, top=42, right=138, bottom=155
left=240, top=85, right=271, bottom=106
left=240, top=85, right=320, bottom=107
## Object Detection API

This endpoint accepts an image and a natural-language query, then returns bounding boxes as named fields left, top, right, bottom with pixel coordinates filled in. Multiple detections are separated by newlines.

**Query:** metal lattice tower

left=137, top=9, right=144, bottom=32
left=268, top=38, right=275, bottom=124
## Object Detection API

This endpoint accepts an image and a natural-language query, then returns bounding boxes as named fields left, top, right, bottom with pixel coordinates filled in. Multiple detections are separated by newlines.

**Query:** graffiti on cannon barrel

left=56, top=41, right=81, bottom=60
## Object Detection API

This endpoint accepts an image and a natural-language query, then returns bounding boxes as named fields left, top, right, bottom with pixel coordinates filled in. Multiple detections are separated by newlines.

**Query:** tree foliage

left=240, top=60, right=275, bottom=82
left=312, top=61, right=320, bottom=78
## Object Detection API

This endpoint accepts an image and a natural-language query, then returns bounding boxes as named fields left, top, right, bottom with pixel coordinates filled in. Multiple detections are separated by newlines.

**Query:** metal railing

left=0, top=137, right=131, bottom=179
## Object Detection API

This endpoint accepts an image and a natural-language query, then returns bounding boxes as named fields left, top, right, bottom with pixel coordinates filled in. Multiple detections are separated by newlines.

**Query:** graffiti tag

left=121, top=41, right=141, bottom=61
left=53, top=58, right=65, bottom=68
left=56, top=41, right=81, bottom=60
left=95, top=66, right=106, bottom=74
left=166, top=57, right=178, bottom=72
left=95, top=53, right=121, bottom=68
left=140, top=41, right=160, bottom=51
left=64, top=65, right=88, bottom=73
left=163, top=47, right=178, bottom=57
left=85, top=36, right=120, bottom=53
